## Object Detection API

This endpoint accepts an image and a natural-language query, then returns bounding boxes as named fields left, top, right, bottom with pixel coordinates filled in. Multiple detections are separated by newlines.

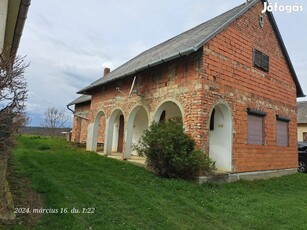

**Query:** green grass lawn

left=3, top=135, right=307, bottom=229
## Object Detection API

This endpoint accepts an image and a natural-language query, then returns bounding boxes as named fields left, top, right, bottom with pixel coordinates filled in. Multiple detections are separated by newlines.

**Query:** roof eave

left=10, top=0, right=31, bottom=57
left=67, top=95, right=92, bottom=106
left=78, top=1, right=259, bottom=94
left=77, top=47, right=197, bottom=94
left=3, top=0, right=31, bottom=58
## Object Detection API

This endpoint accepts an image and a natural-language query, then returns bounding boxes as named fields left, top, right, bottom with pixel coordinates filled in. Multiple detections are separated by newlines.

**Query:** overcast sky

left=18, top=0, right=307, bottom=127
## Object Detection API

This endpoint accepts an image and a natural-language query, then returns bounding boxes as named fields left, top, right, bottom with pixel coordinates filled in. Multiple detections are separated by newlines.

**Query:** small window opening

left=259, top=15, right=264, bottom=28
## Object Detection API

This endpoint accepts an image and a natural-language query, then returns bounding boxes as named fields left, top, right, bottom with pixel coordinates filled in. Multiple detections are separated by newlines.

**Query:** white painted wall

left=112, top=114, right=120, bottom=152
left=86, top=111, right=105, bottom=152
left=86, top=123, right=94, bottom=151
left=209, top=104, right=232, bottom=172
left=0, top=0, right=8, bottom=52
left=124, top=106, right=149, bottom=159
left=131, top=108, right=148, bottom=155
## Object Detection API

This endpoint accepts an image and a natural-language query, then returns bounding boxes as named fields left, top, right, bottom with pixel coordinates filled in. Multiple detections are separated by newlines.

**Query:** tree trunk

left=0, top=157, right=15, bottom=220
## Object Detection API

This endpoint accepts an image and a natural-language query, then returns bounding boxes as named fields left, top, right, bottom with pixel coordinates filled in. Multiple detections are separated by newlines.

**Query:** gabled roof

left=78, top=0, right=304, bottom=98
left=297, top=101, right=307, bottom=124
left=67, top=95, right=91, bottom=106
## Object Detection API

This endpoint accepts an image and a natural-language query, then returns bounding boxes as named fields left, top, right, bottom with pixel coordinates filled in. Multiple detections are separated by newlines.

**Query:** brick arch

left=86, top=110, right=106, bottom=152
left=106, top=107, right=126, bottom=119
left=152, top=98, right=184, bottom=123
left=208, top=100, right=233, bottom=172
left=105, top=108, right=125, bottom=154
left=124, top=104, right=150, bottom=159
left=94, top=110, right=106, bottom=124
left=208, top=99, right=233, bottom=130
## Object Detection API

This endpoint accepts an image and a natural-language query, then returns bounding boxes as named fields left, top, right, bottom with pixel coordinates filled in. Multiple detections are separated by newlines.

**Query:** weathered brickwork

left=90, top=52, right=203, bottom=147
left=73, top=1, right=299, bottom=174
left=200, top=1, right=297, bottom=172
left=71, top=102, right=90, bottom=143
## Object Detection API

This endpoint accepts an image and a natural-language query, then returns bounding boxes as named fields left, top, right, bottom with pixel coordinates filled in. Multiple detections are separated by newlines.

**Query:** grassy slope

left=4, top=135, right=307, bottom=229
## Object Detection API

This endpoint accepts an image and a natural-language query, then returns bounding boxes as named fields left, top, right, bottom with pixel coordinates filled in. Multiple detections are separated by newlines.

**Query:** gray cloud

left=18, top=0, right=307, bottom=126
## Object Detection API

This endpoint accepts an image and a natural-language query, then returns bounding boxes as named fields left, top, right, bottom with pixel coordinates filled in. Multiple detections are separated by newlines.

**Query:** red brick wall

left=71, top=102, right=91, bottom=143
left=201, top=1, right=297, bottom=172
left=89, top=52, right=204, bottom=150
left=90, top=52, right=203, bottom=123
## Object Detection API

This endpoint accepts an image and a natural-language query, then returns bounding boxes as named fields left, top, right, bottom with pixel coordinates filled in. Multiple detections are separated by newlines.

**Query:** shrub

left=134, top=118, right=215, bottom=179
left=191, top=150, right=216, bottom=176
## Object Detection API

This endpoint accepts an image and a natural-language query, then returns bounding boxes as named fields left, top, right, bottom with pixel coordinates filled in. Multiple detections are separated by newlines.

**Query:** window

left=247, top=109, right=266, bottom=145
left=259, top=15, right=264, bottom=28
left=276, top=115, right=290, bottom=146
left=253, top=49, right=269, bottom=72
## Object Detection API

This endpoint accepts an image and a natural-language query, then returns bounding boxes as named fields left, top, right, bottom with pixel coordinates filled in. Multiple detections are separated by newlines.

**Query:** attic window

left=253, top=49, right=269, bottom=72
left=259, top=15, right=264, bottom=28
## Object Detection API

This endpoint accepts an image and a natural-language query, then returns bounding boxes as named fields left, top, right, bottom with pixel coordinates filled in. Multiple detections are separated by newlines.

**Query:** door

left=117, top=115, right=124, bottom=152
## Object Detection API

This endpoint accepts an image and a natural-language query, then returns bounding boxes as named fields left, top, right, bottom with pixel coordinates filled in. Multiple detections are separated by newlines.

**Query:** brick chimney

left=103, top=67, right=110, bottom=76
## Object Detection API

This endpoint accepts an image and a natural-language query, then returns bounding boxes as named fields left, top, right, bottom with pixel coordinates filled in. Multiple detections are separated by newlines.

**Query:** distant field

left=3, top=135, right=307, bottom=229
left=21, top=126, right=71, bottom=137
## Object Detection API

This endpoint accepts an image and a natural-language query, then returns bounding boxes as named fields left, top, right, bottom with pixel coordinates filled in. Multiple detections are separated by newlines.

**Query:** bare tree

left=0, top=50, right=28, bottom=219
left=42, top=107, right=69, bottom=137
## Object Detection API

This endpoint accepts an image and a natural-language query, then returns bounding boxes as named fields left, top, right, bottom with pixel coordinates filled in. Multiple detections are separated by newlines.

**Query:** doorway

left=209, top=103, right=232, bottom=172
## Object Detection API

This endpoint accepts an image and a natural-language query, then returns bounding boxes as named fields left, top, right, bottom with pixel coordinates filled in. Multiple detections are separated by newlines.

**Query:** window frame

left=247, top=108, right=267, bottom=145
left=276, top=115, right=290, bottom=147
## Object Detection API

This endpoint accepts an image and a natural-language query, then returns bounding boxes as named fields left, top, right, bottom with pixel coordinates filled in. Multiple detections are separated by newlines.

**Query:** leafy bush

left=134, top=118, right=215, bottom=179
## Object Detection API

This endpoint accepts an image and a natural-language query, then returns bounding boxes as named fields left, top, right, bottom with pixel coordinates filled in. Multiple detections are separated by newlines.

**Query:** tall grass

left=3, top=135, right=307, bottom=229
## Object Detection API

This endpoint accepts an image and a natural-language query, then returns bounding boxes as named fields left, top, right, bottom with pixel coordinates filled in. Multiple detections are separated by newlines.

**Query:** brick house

left=69, top=0, right=304, bottom=178
left=297, top=101, right=307, bottom=142
left=68, top=95, right=92, bottom=143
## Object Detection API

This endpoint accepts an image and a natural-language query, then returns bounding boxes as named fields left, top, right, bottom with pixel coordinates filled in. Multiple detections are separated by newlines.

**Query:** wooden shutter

left=253, top=49, right=269, bottom=72
left=248, top=114, right=264, bottom=145
left=276, top=120, right=289, bottom=146
left=262, top=54, right=269, bottom=72
left=253, top=49, right=263, bottom=69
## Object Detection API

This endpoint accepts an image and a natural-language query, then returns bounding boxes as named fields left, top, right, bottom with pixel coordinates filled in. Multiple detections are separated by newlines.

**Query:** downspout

left=67, top=104, right=89, bottom=121
left=67, top=104, right=74, bottom=114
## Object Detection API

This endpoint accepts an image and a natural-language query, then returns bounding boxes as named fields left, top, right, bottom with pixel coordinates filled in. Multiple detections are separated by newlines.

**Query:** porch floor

left=96, top=151, right=146, bottom=167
